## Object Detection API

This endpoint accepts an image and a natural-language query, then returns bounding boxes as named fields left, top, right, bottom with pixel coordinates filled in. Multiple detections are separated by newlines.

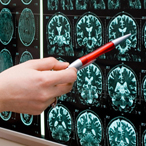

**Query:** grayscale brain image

left=0, top=49, right=13, bottom=72
left=47, top=104, right=72, bottom=142
left=76, top=12, right=103, bottom=57
left=108, top=117, right=137, bottom=146
left=47, top=0, right=59, bottom=10
left=143, top=76, right=146, bottom=102
left=20, top=113, right=33, bottom=126
left=18, top=8, right=35, bottom=46
left=0, top=8, right=14, bottom=45
left=77, top=63, right=102, bottom=106
left=0, top=0, right=11, bottom=5
left=108, top=65, right=137, bottom=112
left=0, top=111, right=12, bottom=121
left=143, top=130, right=146, bottom=146
left=60, top=0, right=74, bottom=10
left=21, top=0, right=32, bottom=5
left=19, top=51, right=33, bottom=63
left=47, top=13, right=74, bottom=56
left=108, top=13, right=140, bottom=62
left=75, top=0, right=88, bottom=10
left=76, top=110, right=103, bottom=146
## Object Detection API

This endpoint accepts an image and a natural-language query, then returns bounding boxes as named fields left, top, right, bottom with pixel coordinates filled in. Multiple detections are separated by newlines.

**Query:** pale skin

left=0, top=57, right=77, bottom=115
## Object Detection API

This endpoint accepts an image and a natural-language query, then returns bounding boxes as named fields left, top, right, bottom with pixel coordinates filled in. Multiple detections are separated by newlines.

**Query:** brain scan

left=18, top=8, right=35, bottom=46
left=143, top=76, right=146, bottom=102
left=47, top=13, right=74, bottom=56
left=122, top=0, right=141, bottom=9
left=142, top=130, right=146, bottom=146
left=77, top=63, right=102, bottom=106
left=75, top=0, right=88, bottom=10
left=76, top=110, right=103, bottom=146
left=61, top=0, right=74, bottom=10
left=76, top=13, right=102, bottom=57
left=0, top=111, right=12, bottom=121
left=20, top=113, right=33, bottom=126
left=108, top=65, right=137, bottom=112
left=47, top=104, right=72, bottom=142
left=0, top=49, right=13, bottom=72
left=108, top=117, right=137, bottom=146
left=19, top=51, right=33, bottom=63
left=108, top=0, right=121, bottom=9
left=108, top=13, right=138, bottom=61
left=0, top=0, right=11, bottom=5
left=21, top=0, right=32, bottom=5
left=0, top=8, right=14, bottom=45
left=90, top=0, right=106, bottom=9
left=144, top=22, right=146, bottom=48
left=47, top=0, right=59, bottom=10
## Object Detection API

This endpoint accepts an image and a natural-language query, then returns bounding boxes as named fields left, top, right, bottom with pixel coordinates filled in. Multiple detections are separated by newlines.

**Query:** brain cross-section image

left=108, top=65, right=137, bottom=113
left=142, top=76, right=146, bottom=102
left=60, top=0, right=74, bottom=10
left=0, top=0, right=11, bottom=5
left=75, top=0, right=89, bottom=10
left=18, top=8, right=35, bottom=47
left=47, top=0, right=59, bottom=10
left=108, top=117, right=137, bottom=146
left=21, top=0, right=32, bottom=5
left=76, top=110, right=103, bottom=146
left=0, top=111, right=12, bottom=121
left=47, top=104, right=72, bottom=142
left=0, top=49, right=13, bottom=72
left=142, top=130, right=146, bottom=146
left=108, top=13, right=138, bottom=62
left=122, top=0, right=141, bottom=9
left=77, top=63, right=102, bottom=106
left=144, top=22, right=146, bottom=48
left=47, top=13, right=74, bottom=56
left=108, top=0, right=121, bottom=9
left=19, top=51, right=33, bottom=63
left=76, top=13, right=102, bottom=57
left=90, top=0, right=106, bottom=9
left=0, top=8, right=14, bottom=45
left=20, top=113, right=33, bottom=126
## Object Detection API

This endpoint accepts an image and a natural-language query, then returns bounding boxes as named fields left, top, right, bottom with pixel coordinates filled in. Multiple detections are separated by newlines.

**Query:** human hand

left=0, top=57, right=77, bottom=115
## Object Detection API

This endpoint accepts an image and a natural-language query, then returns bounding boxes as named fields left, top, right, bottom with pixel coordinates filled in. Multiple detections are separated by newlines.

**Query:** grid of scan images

left=0, top=0, right=41, bottom=137
left=43, top=0, right=146, bottom=146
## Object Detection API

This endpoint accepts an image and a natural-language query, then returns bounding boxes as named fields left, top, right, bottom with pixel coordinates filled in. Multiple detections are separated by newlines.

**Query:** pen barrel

left=80, top=41, right=115, bottom=65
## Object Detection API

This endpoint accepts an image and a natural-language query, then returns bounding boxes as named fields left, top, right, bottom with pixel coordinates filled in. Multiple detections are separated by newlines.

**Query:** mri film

left=108, top=0, right=121, bottom=9
left=19, top=51, right=33, bottom=63
left=142, top=130, right=146, bottom=146
left=75, top=0, right=88, bottom=10
left=144, top=22, right=146, bottom=49
left=20, top=113, right=33, bottom=126
left=90, top=0, right=106, bottom=9
left=60, top=0, right=74, bottom=10
left=108, top=13, right=139, bottom=62
left=143, top=76, right=146, bottom=102
left=0, top=49, right=13, bottom=72
left=0, top=111, right=12, bottom=121
left=21, top=0, right=32, bottom=5
left=0, top=8, right=14, bottom=45
left=107, top=116, right=137, bottom=146
left=47, top=104, right=72, bottom=142
left=47, top=0, right=59, bottom=10
left=0, top=0, right=11, bottom=5
left=76, top=110, right=103, bottom=146
left=18, top=8, right=35, bottom=47
left=77, top=63, right=102, bottom=106
left=47, top=13, right=74, bottom=56
left=76, top=13, right=103, bottom=57
left=108, top=65, right=137, bottom=112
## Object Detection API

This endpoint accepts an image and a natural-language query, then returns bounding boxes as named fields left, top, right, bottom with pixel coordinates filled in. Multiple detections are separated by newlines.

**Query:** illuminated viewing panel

left=0, top=0, right=146, bottom=146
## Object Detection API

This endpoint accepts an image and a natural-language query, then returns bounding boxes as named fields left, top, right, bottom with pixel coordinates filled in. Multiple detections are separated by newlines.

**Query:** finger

left=27, top=57, right=69, bottom=71
left=42, top=67, right=77, bottom=85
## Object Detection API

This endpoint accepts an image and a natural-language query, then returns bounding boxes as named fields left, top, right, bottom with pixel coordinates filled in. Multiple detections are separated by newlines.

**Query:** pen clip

left=78, top=59, right=96, bottom=70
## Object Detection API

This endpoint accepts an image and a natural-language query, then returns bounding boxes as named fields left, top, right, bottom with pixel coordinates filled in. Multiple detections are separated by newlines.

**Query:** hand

left=0, top=57, right=77, bottom=115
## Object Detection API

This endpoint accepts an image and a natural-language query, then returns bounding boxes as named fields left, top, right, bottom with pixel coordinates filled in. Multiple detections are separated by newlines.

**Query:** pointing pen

left=68, top=34, right=131, bottom=70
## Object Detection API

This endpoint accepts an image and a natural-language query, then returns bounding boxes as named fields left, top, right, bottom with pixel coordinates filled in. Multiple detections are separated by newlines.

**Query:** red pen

left=68, top=34, right=131, bottom=70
